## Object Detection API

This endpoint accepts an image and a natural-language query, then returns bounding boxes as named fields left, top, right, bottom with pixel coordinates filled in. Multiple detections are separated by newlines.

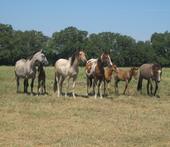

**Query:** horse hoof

left=156, top=95, right=160, bottom=98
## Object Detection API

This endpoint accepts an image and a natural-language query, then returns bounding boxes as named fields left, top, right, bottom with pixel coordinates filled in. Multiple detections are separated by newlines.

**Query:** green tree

left=0, top=23, right=15, bottom=64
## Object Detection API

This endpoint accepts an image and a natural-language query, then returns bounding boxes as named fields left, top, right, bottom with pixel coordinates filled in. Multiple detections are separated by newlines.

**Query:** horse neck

left=128, top=69, right=134, bottom=81
left=70, top=56, right=79, bottom=70
left=29, top=57, right=37, bottom=70
left=97, top=58, right=104, bottom=73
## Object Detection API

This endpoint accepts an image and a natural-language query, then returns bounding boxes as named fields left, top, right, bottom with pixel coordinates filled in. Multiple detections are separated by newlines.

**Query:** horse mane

left=26, top=49, right=42, bottom=60
left=152, top=63, right=161, bottom=70
left=26, top=54, right=33, bottom=60
left=70, top=51, right=79, bottom=66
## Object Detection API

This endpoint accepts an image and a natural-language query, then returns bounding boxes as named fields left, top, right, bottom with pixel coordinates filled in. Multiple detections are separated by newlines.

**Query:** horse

left=37, top=63, right=46, bottom=95
left=85, top=58, right=97, bottom=95
left=103, top=64, right=118, bottom=96
left=137, top=63, right=162, bottom=97
left=15, top=49, right=48, bottom=94
left=114, top=67, right=138, bottom=95
left=54, top=50, right=87, bottom=98
left=85, top=53, right=113, bottom=98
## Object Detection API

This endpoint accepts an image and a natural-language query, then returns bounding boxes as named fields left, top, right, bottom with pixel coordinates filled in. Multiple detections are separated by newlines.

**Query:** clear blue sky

left=0, top=0, right=170, bottom=41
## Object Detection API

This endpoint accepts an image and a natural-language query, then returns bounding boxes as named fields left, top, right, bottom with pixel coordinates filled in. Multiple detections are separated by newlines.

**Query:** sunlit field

left=0, top=66, right=170, bottom=146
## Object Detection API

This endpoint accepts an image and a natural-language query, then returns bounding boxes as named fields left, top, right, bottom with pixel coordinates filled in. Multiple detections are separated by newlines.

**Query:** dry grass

left=0, top=66, right=170, bottom=146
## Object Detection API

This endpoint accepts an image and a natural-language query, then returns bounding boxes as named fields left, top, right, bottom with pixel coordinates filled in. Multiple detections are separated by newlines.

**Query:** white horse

left=54, top=51, right=87, bottom=98
left=15, top=49, right=48, bottom=94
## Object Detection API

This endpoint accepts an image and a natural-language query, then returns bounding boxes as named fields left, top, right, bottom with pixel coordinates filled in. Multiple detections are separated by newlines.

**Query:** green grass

left=0, top=66, right=170, bottom=146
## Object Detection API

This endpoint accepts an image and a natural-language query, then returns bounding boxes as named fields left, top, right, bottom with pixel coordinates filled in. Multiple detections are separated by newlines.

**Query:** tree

left=0, top=23, right=14, bottom=64
left=151, top=31, right=170, bottom=66
left=48, top=26, right=88, bottom=64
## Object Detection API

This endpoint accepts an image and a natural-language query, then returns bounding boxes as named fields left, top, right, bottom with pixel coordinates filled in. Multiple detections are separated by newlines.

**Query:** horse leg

left=53, top=73, right=58, bottom=92
left=37, top=80, right=40, bottom=95
left=72, top=77, right=77, bottom=98
left=57, top=75, right=61, bottom=97
left=16, top=77, right=20, bottom=93
left=92, top=78, right=95, bottom=95
left=30, top=78, right=35, bottom=95
left=24, top=79, right=28, bottom=94
left=150, top=80, right=153, bottom=96
left=65, top=77, right=70, bottom=97
left=86, top=77, right=90, bottom=96
left=114, top=79, right=119, bottom=94
left=137, top=76, right=143, bottom=93
left=44, top=81, right=46, bottom=94
left=147, top=80, right=150, bottom=95
left=60, top=76, right=65, bottom=96
left=103, top=80, right=106, bottom=96
left=154, top=81, right=159, bottom=97
left=94, top=79, right=97, bottom=99
left=123, top=80, right=128, bottom=95
left=98, top=80, right=103, bottom=99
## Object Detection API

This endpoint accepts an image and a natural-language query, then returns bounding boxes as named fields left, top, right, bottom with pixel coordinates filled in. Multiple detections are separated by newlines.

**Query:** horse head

left=33, top=49, right=48, bottom=66
left=100, top=53, right=112, bottom=67
left=130, top=67, right=139, bottom=80
left=78, top=51, right=87, bottom=63
left=111, top=64, right=118, bottom=72
left=152, top=64, right=162, bottom=82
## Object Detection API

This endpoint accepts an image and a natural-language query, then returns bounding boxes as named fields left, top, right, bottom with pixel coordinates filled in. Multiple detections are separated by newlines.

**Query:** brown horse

left=114, top=67, right=138, bottom=95
left=85, top=53, right=113, bottom=98
left=103, top=64, right=118, bottom=96
left=37, top=63, right=46, bottom=95
left=137, top=63, right=162, bottom=97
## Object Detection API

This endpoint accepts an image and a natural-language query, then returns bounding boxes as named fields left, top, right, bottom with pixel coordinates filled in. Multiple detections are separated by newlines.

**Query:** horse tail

left=53, top=73, right=57, bottom=92
left=137, top=76, right=142, bottom=91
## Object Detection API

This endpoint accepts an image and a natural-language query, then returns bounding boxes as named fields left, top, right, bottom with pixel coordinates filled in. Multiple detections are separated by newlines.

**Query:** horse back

left=139, top=64, right=153, bottom=79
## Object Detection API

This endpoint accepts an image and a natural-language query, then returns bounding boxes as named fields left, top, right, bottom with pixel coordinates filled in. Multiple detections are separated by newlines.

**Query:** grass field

left=0, top=66, right=170, bottom=146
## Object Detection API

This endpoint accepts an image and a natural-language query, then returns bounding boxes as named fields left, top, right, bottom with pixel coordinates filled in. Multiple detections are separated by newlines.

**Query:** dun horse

left=15, top=50, right=48, bottom=94
left=85, top=53, right=113, bottom=98
left=114, top=67, right=138, bottom=95
left=37, top=63, right=46, bottom=95
left=103, top=64, right=118, bottom=95
left=137, top=63, right=162, bottom=97
left=54, top=51, right=87, bottom=98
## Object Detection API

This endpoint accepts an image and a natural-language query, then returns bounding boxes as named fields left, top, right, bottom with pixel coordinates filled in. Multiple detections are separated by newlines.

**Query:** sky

left=0, top=0, right=170, bottom=41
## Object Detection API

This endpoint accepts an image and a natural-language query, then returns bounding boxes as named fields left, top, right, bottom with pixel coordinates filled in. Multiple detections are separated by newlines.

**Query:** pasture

left=0, top=66, right=170, bottom=146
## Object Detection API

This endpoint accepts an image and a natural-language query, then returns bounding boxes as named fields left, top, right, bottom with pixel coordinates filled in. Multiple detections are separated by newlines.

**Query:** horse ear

left=40, top=49, right=43, bottom=53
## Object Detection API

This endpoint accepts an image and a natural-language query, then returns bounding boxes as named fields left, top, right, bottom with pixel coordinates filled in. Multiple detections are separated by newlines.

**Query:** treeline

left=0, top=23, right=170, bottom=66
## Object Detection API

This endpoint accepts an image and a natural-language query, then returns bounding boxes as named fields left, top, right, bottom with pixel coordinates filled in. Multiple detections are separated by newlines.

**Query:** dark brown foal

left=37, top=64, right=46, bottom=95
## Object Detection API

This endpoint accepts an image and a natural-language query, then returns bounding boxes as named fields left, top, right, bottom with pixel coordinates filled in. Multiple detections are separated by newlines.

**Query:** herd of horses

left=14, top=50, right=162, bottom=98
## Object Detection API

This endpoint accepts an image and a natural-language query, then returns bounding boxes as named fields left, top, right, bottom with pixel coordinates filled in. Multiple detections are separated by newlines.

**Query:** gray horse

left=137, top=63, right=162, bottom=97
left=15, top=49, right=48, bottom=94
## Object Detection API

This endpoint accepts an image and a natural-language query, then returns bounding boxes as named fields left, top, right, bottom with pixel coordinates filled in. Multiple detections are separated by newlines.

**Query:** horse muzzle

left=43, top=59, right=49, bottom=65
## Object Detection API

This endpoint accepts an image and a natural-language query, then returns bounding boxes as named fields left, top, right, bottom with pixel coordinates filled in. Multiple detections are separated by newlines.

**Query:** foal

left=37, top=64, right=46, bottom=95
left=104, top=64, right=118, bottom=95
left=114, top=67, right=138, bottom=95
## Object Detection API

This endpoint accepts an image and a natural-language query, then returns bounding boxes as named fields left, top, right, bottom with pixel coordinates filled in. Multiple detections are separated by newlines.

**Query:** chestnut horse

left=85, top=53, right=113, bottom=98
left=137, top=63, right=162, bottom=97
left=103, top=64, right=118, bottom=95
left=114, top=67, right=138, bottom=95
